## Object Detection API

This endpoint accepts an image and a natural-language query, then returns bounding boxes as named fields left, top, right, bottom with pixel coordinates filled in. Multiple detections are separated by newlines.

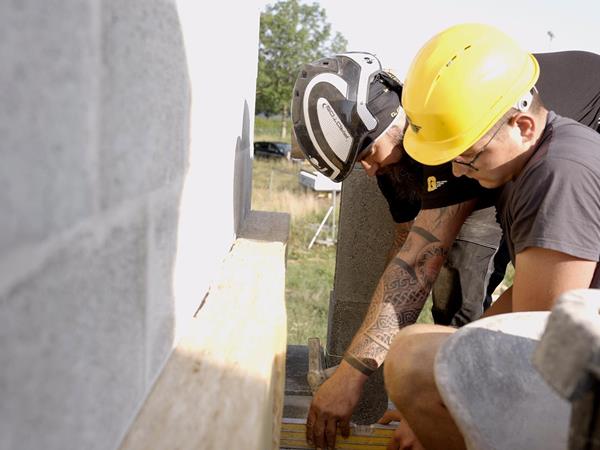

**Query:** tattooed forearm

left=386, top=222, right=413, bottom=264
left=428, top=204, right=469, bottom=233
left=346, top=231, right=448, bottom=368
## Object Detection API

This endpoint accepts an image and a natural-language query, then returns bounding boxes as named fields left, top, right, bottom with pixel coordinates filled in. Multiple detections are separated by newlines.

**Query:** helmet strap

left=378, top=71, right=404, bottom=99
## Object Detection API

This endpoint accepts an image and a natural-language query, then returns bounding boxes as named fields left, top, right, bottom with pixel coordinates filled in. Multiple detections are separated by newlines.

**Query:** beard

left=377, top=155, right=424, bottom=203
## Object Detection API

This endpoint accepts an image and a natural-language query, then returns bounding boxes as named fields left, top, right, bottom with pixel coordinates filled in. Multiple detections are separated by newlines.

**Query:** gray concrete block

left=331, top=167, right=396, bottom=306
left=435, top=312, right=570, bottom=450
left=145, top=187, right=182, bottom=387
left=99, top=0, right=190, bottom=209
left=283, top=395, right=312, bottom=419
left=0, top=0, right=97, bottom=254
left=285, top=345, right=311, bottom=396
left=533, top=289, right=600, bottom=400
left=325, top=168, right=395, bottom=422
left=327, top=301, right=371, bottom=362
left=326, top=300, right=388, bottom=425
left=0, top=209, right=147, bottom=450
left=352, top=366, right=388, bottom=425
left=532, top=289, right=600, bottom=450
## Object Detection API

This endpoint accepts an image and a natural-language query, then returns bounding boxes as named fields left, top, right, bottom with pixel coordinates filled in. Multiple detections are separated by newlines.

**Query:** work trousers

left=430, top=206, right=509, bottom=327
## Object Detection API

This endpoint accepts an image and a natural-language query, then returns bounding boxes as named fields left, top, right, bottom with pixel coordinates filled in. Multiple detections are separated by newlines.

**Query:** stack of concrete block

left=0, top=1, right=261, bottom=449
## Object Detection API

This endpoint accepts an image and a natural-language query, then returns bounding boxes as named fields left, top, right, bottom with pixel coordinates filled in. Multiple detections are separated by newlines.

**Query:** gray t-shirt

left=496, top=111, right=600, bottom=288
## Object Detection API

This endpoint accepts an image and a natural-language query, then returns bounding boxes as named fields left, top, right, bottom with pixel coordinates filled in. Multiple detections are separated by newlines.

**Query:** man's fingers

left=325, top=418, right=337, bottom=450
left=378, top=411, right=393, bottom=425
left=312, top=414, right=327, bottom=449
left=340, top=419, right=350, bottom=438
left=306, top=409, right=317, bottom=445
left=378, top=409, right=403, bottom=425
left=386, top=428, right=403, bottom=450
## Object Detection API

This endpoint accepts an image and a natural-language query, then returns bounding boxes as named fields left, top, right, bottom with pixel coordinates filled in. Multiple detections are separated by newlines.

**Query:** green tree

left=256, top=0, right=347, bottom=138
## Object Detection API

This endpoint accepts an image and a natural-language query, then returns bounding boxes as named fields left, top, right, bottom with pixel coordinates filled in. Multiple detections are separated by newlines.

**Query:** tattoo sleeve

left=385, top=222, right=413, bottom=265
left=345, top=204, right=468, bottom=370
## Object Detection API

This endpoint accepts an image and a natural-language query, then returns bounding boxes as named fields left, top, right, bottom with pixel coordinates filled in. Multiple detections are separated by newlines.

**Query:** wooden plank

left=120, top=211, right=290, bottom=450
left=280, top=418, right=396, bottom=449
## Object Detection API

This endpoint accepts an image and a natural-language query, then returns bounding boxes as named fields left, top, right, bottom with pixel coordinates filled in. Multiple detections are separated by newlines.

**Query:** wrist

left=338, top=356, right=373, bottom=384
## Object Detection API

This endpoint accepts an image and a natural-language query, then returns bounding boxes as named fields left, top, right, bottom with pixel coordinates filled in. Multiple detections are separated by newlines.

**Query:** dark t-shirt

left=495, top=112, right=600, bottom=288
left=377, top=51, right=600, bottom=222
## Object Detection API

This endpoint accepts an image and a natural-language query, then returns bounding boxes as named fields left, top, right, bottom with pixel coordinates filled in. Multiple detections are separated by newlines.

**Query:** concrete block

left=285, top=345, right=311, bottom=396
left=0, top=209, right=147, bottom=450
left=283, top=395, right=312, bottom=419
left=0, top=0, right=97, bottom=254
left=327, top=301, right=371, bottom=361
left=351, top=367, right=388, bottom=425
left=325, top=168, right=395, bottom=424
left=533, top=289, right=600, bottom=400
left=100, top=0, right=190, bottom=209
left=145, top=187, right=182, bottom=387
left=326, top=300, right=388, bottom=425
left=330, top=167, right=396, bottom=306
left=435, top=312, right=570, bottom=450
left=533, top=289, right=600, bottom=450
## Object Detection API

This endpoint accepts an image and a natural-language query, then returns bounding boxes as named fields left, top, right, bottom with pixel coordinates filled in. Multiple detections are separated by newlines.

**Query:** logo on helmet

left=316, top=97, right=353, bottom=162
left=321, top=102, right=351, bottom=140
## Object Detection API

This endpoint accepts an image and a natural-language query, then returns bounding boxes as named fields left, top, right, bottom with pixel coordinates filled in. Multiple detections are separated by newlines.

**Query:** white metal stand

left=308, top=190, right=337, bottom=249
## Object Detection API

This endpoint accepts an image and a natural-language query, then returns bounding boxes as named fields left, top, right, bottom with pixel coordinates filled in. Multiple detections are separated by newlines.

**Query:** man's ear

left=512, top=113, right=536, bottom=144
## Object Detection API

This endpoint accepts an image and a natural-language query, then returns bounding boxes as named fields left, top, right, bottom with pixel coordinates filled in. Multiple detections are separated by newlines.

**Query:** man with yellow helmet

left=382, top=24, right=600, bottom=449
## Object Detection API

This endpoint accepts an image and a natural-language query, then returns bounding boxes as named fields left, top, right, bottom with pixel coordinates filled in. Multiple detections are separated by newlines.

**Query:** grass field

left=254, top=115, right=292, bottom=143
left=252, top=157, right=336, bottom=344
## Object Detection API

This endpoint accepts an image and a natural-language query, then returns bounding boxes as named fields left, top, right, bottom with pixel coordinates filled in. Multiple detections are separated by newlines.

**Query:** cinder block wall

left=0, top=1, right=260, bottom=449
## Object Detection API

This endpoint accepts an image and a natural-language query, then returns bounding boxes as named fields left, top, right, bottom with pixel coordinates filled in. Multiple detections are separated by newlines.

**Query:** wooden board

left=120, top=211, right=290, bottom=450
left=280, top=418, right=396, bottom=449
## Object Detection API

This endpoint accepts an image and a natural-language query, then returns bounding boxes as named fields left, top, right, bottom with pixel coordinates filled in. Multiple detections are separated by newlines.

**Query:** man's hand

left=306, top=361, right=368, bottom=449
left=378, top=409, right=425, bottom=450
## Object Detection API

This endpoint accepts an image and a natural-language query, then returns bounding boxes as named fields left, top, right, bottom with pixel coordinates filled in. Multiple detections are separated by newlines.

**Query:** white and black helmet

left=292, top=52, right=402, bottom=182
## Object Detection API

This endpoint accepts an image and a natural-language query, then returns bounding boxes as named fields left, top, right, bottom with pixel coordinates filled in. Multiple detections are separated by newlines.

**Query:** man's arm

left=345, top=200, right=475, bottom=371
left=484, top=247, right=597, bottom=317
left=513, top=247, right=597, bottom=311
left=386, top=222, right=413, bottom=264
left=307, top=200, right=476, bottom=450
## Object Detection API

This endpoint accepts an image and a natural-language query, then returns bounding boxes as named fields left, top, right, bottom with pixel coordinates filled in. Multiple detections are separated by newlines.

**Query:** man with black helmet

left=292, top=47, right=600, bottom=450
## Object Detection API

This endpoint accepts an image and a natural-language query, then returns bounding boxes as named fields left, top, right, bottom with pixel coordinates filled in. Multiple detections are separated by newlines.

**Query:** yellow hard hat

left=402, top=23, right=539, bottom=166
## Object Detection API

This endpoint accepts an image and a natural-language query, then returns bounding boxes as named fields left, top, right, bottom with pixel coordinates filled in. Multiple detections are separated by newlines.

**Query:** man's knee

left=384, top=324, right=454, bottom=407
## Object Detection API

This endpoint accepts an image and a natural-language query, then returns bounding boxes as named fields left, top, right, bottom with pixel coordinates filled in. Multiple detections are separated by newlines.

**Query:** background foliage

left=256, top=0, right=347, bottom=138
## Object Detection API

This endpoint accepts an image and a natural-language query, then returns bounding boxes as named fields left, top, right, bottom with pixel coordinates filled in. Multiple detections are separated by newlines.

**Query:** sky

left=294, top=0, right=600, bottom=78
